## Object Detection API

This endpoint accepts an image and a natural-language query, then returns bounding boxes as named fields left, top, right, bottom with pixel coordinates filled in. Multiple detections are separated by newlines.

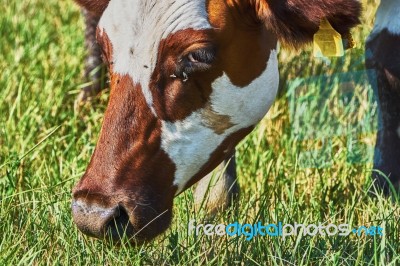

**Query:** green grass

left=0, top=0, right=399, bottom=265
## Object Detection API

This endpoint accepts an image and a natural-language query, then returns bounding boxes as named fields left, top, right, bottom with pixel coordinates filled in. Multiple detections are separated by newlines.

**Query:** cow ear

left=256, top=0, right=361, bottom=48
left=75, top=0, right=110, bottom=17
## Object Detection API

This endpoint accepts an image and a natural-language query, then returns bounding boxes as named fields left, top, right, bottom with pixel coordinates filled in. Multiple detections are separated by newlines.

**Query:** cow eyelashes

left=187, top=48, right=216, bottom=65
left=172, top=47, right=216, bottom=80
left=185, top=47, right=216, bottom=71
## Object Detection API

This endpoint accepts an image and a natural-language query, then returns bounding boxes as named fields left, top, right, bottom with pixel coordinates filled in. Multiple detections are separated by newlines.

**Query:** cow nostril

left=105, top=205, right=134, bottom=240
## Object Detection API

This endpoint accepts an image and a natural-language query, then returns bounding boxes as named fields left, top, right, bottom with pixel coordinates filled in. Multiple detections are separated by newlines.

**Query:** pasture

left=0, top=0, right=398, bottom=265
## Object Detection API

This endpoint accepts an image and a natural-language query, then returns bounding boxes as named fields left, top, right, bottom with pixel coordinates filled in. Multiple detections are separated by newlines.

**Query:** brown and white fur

left=71, top=0, right=361, bottom=243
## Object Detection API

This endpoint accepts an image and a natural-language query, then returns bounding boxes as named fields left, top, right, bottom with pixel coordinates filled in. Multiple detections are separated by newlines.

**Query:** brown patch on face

left=73, top=31, right=178, bottom=241
left=94, top=74, right=175, bottom=189
left=201, top=102, right=235, bottom=135
left=149, top=29, right=221, bottom=121
left=208, top=0, right=277, bottom=87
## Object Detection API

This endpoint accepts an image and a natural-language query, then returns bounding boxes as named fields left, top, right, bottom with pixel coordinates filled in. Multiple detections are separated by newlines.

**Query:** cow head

left=72, top=0, right=360, bottom=243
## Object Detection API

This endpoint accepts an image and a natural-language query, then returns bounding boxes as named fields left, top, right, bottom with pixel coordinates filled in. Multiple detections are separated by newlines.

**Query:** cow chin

left=71, top=182, right=174, bottom=244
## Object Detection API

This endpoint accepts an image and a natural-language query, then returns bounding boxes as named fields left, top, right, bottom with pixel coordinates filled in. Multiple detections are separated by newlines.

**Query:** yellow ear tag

left=313, top=18, right=344, bottom=58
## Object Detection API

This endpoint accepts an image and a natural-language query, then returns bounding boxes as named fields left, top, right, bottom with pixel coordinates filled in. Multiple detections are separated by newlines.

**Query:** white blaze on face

left=98, top=0, right=211, bottom=108
left=161, top=50, right=280, bottom=194
left=370, top=0, right=400, bottom=38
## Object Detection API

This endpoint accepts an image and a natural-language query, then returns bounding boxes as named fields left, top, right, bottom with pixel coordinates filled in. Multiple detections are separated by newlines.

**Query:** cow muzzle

left=71, top=190, right=172, bottom=243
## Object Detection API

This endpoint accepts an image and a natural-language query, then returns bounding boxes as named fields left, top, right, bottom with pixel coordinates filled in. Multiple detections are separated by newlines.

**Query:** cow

left=366, top=0, right=400, bottom=194
left=71, top=0, right=361, bottom=243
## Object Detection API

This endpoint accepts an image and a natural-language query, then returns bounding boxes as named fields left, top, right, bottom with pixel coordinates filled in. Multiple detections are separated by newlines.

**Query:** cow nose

left=71, top=200, right=134, bottom=241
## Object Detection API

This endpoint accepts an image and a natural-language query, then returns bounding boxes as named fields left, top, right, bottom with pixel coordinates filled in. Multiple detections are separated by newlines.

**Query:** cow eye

left=182, top=47, right=216, bottom=73
left=187, top=48, right=215, bottom=65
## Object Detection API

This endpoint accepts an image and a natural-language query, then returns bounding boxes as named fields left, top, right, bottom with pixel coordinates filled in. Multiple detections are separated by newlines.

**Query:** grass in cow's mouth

left=0, top=0, right=399, bottom=265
